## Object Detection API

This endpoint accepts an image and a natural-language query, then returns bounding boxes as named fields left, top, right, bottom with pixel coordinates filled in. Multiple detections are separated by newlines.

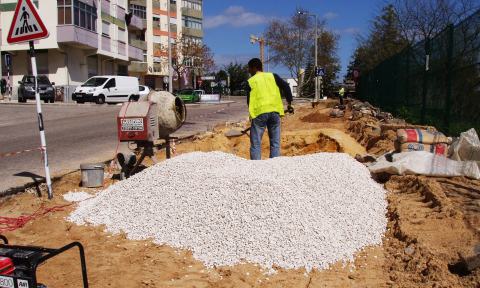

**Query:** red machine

left=117, top=102, right=159, bottom=143
left=115, top=91, right=186, bottom=178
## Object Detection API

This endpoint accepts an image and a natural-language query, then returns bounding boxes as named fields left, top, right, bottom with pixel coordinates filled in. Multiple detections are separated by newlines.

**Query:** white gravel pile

left=68, top=152, right=387, bottom=271
left=63, top=191, right=93, bottom=202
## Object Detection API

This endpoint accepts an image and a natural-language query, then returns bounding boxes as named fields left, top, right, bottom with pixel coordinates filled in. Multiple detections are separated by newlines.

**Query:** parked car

left=138, top=85, right=151, bottom=101
left=176, top=89, right=200, bottom=103
left=17, top=75, right=55, bottom=103
left=72, top=76, right=140, bottom=104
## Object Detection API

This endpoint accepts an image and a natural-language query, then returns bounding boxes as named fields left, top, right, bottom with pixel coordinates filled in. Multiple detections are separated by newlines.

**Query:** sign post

left=7, top=0, right=52, bottom=199
left=5, top=54, right=12, bottom=101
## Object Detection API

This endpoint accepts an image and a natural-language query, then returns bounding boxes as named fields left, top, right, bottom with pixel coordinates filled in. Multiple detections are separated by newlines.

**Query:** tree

left=224, top=62, right=249, bottom=95
left=316, top=30, right=340, bottom=96
left=347, top=5, right=407, bottom=76
left=264, top=10, right=319, bottom=97
left=168, top=34, right=215, bottom=89
left=393, top=0, right=478, bottom=45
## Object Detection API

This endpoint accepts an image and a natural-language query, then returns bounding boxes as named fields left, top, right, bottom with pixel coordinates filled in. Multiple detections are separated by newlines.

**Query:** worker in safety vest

left=246, top=58, right=294, bottom=160
left=338, top=86, right=345, bottom=105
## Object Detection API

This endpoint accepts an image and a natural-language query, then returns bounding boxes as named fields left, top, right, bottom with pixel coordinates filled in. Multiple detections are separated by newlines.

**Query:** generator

left=0, top=235, right=88, bottom=288
left=116, top=91, right=186, bottom=178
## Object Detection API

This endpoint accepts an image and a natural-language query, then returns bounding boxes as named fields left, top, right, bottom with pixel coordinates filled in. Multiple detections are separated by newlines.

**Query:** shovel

left=224, top=108, right=294, bottom=138
left=224, top=127, right=251, bottom=138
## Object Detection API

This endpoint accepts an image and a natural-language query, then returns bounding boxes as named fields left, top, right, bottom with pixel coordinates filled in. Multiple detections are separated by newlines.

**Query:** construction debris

left=68, top=152, right=387, bottom=272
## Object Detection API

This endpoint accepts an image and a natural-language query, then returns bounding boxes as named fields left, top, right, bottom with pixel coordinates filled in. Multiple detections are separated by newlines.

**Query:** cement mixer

left=116, top=90, right=186, bottom=178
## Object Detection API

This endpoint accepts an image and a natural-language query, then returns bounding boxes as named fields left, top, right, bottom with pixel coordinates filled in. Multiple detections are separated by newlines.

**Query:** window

left=181, top=0, right=201, bottom=11
left=105, top=78, right=116, bottom=88
left=182, top=16, right=202, bottom=30
left=102, top=21, right=110, bottom=37
left=129, top=4, right=146, bottom=19
left=61, top=0, right=97, bottom=31
left=57, top=0, right=72, bottom=24
left=118, top=27, right=126, bottom=43
left=185, top=36, right=202, bottom=45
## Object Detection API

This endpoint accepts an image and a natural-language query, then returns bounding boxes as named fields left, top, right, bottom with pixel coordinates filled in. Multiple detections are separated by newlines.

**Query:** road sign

left=201, top=76, right=215, bottom=81
left=7, top=0, right=49, bottom=44
left=4, top=54, right=12, bottom=67
left=315, top=67, right=325, bottom=77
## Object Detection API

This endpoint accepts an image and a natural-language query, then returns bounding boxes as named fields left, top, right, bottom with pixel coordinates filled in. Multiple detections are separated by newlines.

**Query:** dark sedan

left=17, top=75, right=55, bottom=103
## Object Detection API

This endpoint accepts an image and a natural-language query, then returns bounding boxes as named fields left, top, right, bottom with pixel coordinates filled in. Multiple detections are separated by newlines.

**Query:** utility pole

left=250, top=35, right=266, bottom=64
left=167, top=0, right=173, bottom=93
left=298, top=11, right=318, bottom=102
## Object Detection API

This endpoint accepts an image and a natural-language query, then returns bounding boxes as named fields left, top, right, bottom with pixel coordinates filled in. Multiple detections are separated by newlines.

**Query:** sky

left=203, top=0, right=383, bottom=78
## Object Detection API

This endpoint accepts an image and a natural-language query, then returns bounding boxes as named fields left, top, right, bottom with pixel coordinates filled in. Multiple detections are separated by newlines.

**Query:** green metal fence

left=357, top=9, right=480, bottom=136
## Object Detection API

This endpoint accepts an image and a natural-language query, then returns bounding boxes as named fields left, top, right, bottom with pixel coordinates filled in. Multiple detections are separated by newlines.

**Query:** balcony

left=129, top=61, right=147, bottom=73
left=181, top=7, right=202, bottom=19
left=129, top=14, right=145, bottom=30
left=182, top=27, right=203, bottom=38
left=57, top=26, right=98, bottom=49
left=129, top=39, right=147, bottom=51
left=130, top=0, right=146, bottom=5
left=129, top=45, right=144, bottom=61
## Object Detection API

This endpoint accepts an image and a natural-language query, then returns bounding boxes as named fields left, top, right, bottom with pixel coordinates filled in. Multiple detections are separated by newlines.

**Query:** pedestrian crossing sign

left=7, top=0, right=48, bottom=44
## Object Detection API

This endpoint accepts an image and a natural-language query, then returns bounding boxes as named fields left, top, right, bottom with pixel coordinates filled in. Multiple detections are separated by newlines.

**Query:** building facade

left=0, top=0, right=144, bottom=100
left=127, top=0, right=203, bottom=90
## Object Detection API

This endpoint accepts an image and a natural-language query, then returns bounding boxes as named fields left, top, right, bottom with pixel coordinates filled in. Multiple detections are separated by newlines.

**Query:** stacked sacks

left=397, top=129, right=452, bottom=156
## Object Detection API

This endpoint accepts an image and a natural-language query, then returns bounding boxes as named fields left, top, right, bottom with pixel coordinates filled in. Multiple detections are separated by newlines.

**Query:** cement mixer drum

left=147, top=90, right=186, bottom=138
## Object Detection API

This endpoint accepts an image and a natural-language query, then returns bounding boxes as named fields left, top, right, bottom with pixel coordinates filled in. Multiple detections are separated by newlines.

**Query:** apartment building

left=128, top=0, right=203, bottom=89
left=0, top=0, right=144, bottom=100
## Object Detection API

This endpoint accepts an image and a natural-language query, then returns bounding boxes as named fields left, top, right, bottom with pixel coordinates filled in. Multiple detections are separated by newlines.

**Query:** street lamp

left=298, top=10, right=319, bottom=102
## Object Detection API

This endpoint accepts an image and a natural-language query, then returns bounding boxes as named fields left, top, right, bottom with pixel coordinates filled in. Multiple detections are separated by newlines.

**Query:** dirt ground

left=1, top=100, right=479, bottom=287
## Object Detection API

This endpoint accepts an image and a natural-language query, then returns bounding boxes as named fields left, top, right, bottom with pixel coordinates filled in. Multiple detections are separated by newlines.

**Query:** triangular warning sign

left=7, top=0, right=49, bottom=44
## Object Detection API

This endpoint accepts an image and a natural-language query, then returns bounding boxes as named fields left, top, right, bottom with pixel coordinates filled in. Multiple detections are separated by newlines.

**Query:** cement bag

left=450, top=128, right=480, bottom=168
left=400, top=142, right=448, bottom=156
left=368, top=151, right=480, bottom=179
left=397, top=129, right=451, bottom=144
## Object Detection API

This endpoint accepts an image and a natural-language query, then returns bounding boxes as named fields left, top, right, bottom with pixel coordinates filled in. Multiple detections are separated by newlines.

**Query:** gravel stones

left=68, top=152, right=387, bottom=271
left=63, top=191, right=93, bottom=202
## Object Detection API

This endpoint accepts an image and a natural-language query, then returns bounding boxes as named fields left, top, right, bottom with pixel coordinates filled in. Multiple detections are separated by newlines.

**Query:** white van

left=73, top=76, right=140, bottom=104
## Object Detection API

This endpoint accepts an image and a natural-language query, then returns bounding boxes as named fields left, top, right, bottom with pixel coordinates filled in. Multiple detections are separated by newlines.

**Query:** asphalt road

left=0, top=97, right=248, bottom=194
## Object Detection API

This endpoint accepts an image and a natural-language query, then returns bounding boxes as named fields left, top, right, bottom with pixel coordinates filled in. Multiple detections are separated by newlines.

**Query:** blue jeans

left=250, top=112, right=281, bottom=160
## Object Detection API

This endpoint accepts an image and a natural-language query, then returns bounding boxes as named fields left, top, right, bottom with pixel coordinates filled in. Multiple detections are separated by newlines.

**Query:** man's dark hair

left=248, top=58, right=263, bottom=71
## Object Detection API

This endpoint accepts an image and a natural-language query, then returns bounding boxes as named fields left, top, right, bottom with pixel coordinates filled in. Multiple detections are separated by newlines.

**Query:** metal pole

left=167, top=0, right=173, bottom=93
left=266, top=43, right=270, bottom=72
left=29, top=41, right=53, bottom=199
left=7, top=66, right=11, bottom=101
left=314, top=14, right=318, bottom=102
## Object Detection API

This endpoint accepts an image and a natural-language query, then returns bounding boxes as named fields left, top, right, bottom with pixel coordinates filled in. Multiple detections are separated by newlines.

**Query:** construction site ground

left=1, top=100, right=479, bottom=287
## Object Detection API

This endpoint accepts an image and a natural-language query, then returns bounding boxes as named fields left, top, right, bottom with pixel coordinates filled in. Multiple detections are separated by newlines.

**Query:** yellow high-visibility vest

left=339, top=87, right=345, bottom=96
left=247, top=72, right=284, bottom=119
